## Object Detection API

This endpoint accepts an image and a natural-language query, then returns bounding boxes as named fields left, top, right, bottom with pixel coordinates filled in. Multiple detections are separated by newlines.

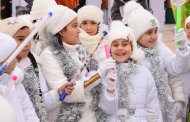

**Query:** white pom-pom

left=122, top=1, right=144, bottom=25
left=110, top=20, right=125, bottom=29
left=12, top=66, right=24, bottom=84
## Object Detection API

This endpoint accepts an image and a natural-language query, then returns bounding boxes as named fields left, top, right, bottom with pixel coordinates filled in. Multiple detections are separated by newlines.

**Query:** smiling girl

left=99, top=21, right=162, bottom=122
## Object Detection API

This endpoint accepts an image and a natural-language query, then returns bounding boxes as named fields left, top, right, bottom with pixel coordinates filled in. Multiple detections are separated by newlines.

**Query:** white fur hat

left=0, top=15, right=33, bottom=37
left=0, top=33, right=17, bottom=62
left=109, top=21, right=144, bottom=64
left=77, top=5, right=103, bottom=25
left=44, top=5, right=77, bottom=35
left=0, top=95, right=16, bottom=122
left=122, top=1, right=159, bottom=40
left=185, top=16, right=190, bottom=29
left=30, top=0, right=57, bottom=20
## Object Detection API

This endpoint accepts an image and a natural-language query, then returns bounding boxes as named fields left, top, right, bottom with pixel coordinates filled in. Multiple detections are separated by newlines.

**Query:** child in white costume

left=39, top=5, right=115, bottom=122
left=122, top=1, right=190, bottom=121
left=78, top=5, right=107, bottom=62
left=180, top=16, right=190, bottom=121
left=99, top=21, right=162, bottom=122
left=0, top=15, right=75, bottom=122
left=0, top=33, right=39, bottom=122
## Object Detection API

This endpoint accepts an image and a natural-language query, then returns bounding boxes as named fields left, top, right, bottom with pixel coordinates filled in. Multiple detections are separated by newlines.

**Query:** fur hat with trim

left=0, top=15, right=33, bottom=37
left=0, top=33, right=17, bottom=62
left=30, top=0, right=57, bottom=20
left=109, top=21, right=144, bottom=64
left=77, top=5, right=103, bottom=25
left=43, top=5, right=77, bottom=35
left=122, top=1, right=159, bottom=41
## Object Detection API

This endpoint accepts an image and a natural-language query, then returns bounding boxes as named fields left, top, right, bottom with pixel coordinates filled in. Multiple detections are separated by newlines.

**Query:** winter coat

left=40, top=41, right=99, bottom=122
left=0, top=66, right=39, bottom=122
left=99, top=63, right=163, bottom=122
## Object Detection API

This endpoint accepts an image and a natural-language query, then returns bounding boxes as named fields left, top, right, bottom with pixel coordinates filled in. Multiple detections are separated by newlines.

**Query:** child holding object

left=39, top=5, right=115, bottom=122
left=99, top=21, right=162, bottom=122
left=0, top=32, right=39, bottom=122
left=0, top=15, right=75, bottom=122
left=122, top=1, right=190, bottom=121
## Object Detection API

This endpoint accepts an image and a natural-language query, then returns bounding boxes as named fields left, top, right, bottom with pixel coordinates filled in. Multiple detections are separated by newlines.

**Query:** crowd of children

left=0, top=0, right=190, bottom=122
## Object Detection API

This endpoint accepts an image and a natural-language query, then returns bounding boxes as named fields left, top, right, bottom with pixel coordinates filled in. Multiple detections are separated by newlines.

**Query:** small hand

left=175, top=28, right=187, bottom=50
left=174, top=101, right=184, bottom=118
left=98, top=57, right=116, bottom=78
left=58, top=82, right=75, bottom=95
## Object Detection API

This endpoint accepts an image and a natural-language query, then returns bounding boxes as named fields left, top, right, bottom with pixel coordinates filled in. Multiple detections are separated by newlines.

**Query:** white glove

left=105, top=70, right=117, bottom=94
left=145, top=109, right=158, bottom=122
left=175, top=28, right=187, bottom=50
left=174, top=101, right=184, bottom=118
left=98, top=57, right=116, bottom=78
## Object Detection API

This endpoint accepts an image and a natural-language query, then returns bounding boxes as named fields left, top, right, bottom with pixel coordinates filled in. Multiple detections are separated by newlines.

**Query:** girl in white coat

left=0, top=15, right=75, bottom=122
left=39, top=5, right=115, bottom=122
left=122, top=1, right=190, bottom=121
left=78, top=5, right=107, bottom=62
left=0, top=33, right=39, bottom=122
left=99, top=21, right=162, bottom=122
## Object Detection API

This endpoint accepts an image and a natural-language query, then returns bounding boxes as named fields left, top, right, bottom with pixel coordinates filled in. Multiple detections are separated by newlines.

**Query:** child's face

left=13, top=27, right=31, bottom=60
left=186, top=23, right=190, bottom=39
left=138, top=27, right=158, bottom=48
left=59, top=18, right=80, bottom=45
left=111, top=39, right=132, bottom=63
left=80, top=20, right=99, bottom=36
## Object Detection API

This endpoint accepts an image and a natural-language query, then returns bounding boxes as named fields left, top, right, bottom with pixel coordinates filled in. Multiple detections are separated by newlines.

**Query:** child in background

left=122, top=1, right=190, bottom=121
left=99, top=21, right=162, bottom=122
left=77, top=5, right=106, bottom=62
left=0, top=15, right=75, bottom=122
left=0, top=32, right=39, bottom=122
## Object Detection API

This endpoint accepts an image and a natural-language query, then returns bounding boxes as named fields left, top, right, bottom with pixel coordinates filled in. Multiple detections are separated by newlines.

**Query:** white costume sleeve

left=40, top=48, right=85, bottom=103
left=98, top=81, right=118, bottom=115
left=17, top=83, right=40, bottom=122
left=161, top=44, right=190, bottom=75
left=168, top=75, right=185, bottom=104
left=38, top=66, right=61, bottom=111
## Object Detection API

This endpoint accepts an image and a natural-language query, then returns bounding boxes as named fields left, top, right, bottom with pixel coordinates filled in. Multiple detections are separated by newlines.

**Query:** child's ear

left=58, top=31, right=64, bottom=37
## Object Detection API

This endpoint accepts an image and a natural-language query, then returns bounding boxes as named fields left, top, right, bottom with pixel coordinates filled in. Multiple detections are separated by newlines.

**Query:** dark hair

left=55, top=26, right=68, bottom=45
left=28, top=52, right=38, bottom=69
